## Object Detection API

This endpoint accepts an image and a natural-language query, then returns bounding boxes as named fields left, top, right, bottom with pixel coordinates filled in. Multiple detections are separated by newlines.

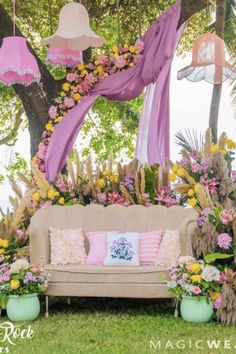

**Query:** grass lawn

left=1, top=298, right=235, bottom=354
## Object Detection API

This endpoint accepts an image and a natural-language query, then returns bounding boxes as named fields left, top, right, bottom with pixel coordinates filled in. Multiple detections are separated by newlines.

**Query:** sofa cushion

left=44, top=264, right=169, bottom=284
left=139, top=230, right=163, bottom=265
left=155, top=230, right=180, bottom=268
left=49, top=227, right=86, bottom=265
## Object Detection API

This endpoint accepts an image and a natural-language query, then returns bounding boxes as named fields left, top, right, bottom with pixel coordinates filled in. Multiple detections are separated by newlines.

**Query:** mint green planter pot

left=180, top=296, right=213, bottom=323
left=7, top=293, right=40, bottom=322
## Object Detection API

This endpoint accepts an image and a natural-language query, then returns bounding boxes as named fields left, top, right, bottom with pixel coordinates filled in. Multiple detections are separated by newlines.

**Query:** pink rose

left=192, top=286, right=202, bottom=295
left=3, top=275, right=10, bottom=282
left=214, top=297, right=222, bottom=309
left=64, top=97, right=75, bottom=108
left=135, top=39, right=144, bottom=53
left=66, top=73, right=77, bottom=82
left=48, top=105, right=57, bottom=119
left=115, top=56, right=126, bottom=69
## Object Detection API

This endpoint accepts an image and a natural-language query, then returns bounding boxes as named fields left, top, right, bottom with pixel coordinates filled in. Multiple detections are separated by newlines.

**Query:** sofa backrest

left=30, top=204, right=197, bottom=265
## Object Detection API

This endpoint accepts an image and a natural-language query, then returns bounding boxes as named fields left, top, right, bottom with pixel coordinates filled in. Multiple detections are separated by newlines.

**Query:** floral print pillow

left=104, top=232, right=140, bottom=266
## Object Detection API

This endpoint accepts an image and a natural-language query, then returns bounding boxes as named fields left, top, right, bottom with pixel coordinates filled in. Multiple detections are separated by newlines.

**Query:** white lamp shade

left=43, top=3, right=104, bottom=51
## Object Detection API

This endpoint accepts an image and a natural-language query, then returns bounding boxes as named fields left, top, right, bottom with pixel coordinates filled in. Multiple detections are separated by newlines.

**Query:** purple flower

left=115, top=56, right=126, bottom=69
left=214, top=297, right=222, bottom=309
left=97, top=193, right=107, bottom=203
left=197, top=208, right=213, bottom=227
left=217, top=233, right=232, bottom=250
left=124, top=173, right=134, bottom=191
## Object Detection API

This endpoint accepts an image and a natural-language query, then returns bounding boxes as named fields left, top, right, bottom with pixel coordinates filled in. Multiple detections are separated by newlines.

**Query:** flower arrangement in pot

left=167, top=256, right=222, bottom=323
left=0, top=258, right=49, bottom=322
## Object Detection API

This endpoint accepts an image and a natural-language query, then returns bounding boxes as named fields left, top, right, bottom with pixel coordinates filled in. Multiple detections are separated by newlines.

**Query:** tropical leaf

left=175, top=129, right=204, bottom=153
left=204, top=252, right=234, bottom=264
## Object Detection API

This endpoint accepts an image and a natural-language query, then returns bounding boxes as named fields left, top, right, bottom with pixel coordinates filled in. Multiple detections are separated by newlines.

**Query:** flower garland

left=34, top=39, right=144, bottom=174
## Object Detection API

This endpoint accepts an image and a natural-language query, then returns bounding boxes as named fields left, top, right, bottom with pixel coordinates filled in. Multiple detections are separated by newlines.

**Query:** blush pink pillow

left=50, top=227, right=86, bottom=265
left=139, top=230, right=163, bottom=265
left=85, top=232, right=107, bottom=265
left=155, top=230, right=180, bottom=268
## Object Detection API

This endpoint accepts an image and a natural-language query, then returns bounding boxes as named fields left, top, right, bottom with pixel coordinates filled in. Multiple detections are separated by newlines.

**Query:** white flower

left=10, top=259, right=30, bottom=274
left=201, top=266, right=220, bottom=282
left=167, top=281, right=177, bottom=289
left=177, top=256, right=195, bottom=267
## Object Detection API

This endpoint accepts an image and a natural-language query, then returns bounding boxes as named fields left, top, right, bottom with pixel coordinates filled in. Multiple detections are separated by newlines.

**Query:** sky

left=0, top=53, right=235, bottom=211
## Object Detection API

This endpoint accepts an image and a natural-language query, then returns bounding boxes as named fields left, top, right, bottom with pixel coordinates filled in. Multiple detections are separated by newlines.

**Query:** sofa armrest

left=29, top=212, right=51, bottom=266
left=179, top=217, right=198, bottom=257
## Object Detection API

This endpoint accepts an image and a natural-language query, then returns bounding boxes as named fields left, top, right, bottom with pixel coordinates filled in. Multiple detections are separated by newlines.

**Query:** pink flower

left=220, top=210, right=233, bottom=225
left=15, top=229, right=24, bottom=239
left=38, top=142, right=47, bottom=159
left=189, top=151, right=199, bottom=160
left=107, top=191, right=129, bottom=206
left=135, top=39, right=144, bottom=53
left=191, top=164, right=202, bottom=173
left=98, top=54, right=108, bottom=65
left=217, top=233, right=232, bottom=250
left=115, top=56, right=126, bottom=69
left=192, top=286, right=202, bottom=295
left=170, top=274, right=177, bottom=281
left=66, top=72, right=77, bottom=82
left=64, top=97, right=75, bottom=108
left=41, top=201, right=52, bottom=209
left=207, top=177, right=219, bottom=195
left=97, top=193, right=107, bottom=203
left=48, top=105, right=57, bottom=119
left=3, top=275, right=10, bottom=282
left=214, top=297, right=222, bottom=309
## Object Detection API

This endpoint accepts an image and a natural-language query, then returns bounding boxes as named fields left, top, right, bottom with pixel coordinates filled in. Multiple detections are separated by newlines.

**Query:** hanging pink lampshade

left=43, top=3, right=104, bottom=51
left=0, top=36, right=41, bottom=86
left=177, top=33, right=236, bottom=84
left=46, top=47, right=83, bottom=68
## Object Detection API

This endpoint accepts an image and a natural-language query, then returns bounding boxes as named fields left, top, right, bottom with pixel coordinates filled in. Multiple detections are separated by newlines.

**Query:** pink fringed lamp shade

left=46, top=47, right=82, bottom=68
left=178, top=33, right=236, bottom=84
left=0, top=36, right=41, bottom=86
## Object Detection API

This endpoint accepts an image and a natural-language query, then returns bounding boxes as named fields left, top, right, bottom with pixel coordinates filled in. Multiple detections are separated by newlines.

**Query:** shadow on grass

left=41, top=296, right=174, bottom=317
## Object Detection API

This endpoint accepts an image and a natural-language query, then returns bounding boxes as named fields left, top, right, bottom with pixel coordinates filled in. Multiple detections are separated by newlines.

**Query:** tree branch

left=0, top=108, right=24, bottom=146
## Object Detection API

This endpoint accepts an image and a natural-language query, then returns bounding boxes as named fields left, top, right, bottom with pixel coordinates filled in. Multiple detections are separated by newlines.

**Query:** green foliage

left=5, top=153, right=29, bottom=180
left=204, top=252, right=234, bottom=264
left=143, top=163, right=159, bottom=202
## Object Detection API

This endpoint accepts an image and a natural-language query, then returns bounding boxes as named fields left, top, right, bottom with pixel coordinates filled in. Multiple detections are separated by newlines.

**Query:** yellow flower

left=0, top=249, right=4, bottom=255
left=93, top=70, right=98, bottom=75
left=97, top=178, right=105, bottom=188
left=187, top=188, right=194, bottom=197
left=194, top=183, right=201, bottom=193
left=110, top=174, right=118, bottom=183
left=189, top=263, right=201, bottom=274
left=47, top=188, right=59, bottom=200
left=221, top=149, right=227, bottom=155
left=97, top=65, right=104, bottom=74
left=190, top=274, right=201, bottom=283
left=224, top=138, right=236, bottom=150
left=95, top=60, right=99, bottom=65
left=73, top=93, right=81, bottom=101
left=172, top=164, right=179, bottom=173
left=176, top=168, right=185, bottom=177
left=82, top=69, right=88, bottom=76
left=0, top=238, right=3, bottom=247
left=54, top=116, right=63, bottom=123
left=62, top=83, right=70, bottom=92
left=10, top=280, right=20, bottom=290
left=129, top=45, right=136, bottom=53
left=187, top=198, right=197, bottom=207
left=103, top=169, right=109, bottom=177
left=58, top=197, right=65, bottom=205
left=1, top=240, right=8, bottom=248
left=112, top=46, right=119, bottom=53
left=169, top=173, right=177, bottom=182
left=32, top=191, right=40, bottom=202
left=211, top=292, right=220, bottom=301
left=210, top=144, right=218, bottom=153
left=129, top=63, right=134, bottom=67
left=78, top=63, right=85, bottom=71
left=124, top=44, right=129, bottom=49
left=45, top=123, right=54, bottom=132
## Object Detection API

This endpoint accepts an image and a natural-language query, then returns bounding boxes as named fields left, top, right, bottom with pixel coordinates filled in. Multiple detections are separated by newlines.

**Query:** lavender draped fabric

left=136, top=23, right=186, bottom=166
left=46, top=2, right=182, bottom=181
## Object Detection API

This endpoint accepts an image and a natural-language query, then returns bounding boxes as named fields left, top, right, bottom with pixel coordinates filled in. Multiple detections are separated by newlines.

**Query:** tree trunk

left=0, top=1, right=209, bottom=157
left=209, top=0, right=226, bottom=143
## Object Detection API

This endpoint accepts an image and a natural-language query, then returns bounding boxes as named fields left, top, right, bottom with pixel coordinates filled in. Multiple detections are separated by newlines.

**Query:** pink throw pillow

left=50, top=227, right=86, bottom=265
left=139, top=230, right=163, bottom=265
left=85, top=232, right=107, bottom=265
left=155, top=230, right=180, bottom=268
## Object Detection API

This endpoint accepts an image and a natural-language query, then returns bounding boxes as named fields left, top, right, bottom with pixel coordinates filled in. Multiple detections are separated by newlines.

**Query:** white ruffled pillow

left=50, top=227, right=86, bottom=265
left=104, top=232, right=140, bottom=266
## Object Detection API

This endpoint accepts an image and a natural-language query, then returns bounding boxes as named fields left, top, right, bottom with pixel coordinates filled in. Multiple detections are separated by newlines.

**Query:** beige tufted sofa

left=30, top=204, right=197, bottom=301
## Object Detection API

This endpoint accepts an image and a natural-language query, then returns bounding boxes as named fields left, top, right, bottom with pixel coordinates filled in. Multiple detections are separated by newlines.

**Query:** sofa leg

left=67, top=297, right=71, bottom=305
left=45, top=296, right=49, bottom=318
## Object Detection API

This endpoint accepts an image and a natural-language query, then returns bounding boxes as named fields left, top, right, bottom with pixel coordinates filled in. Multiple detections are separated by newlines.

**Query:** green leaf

left=204, top=253, right=234, bottom=264
left=143, top=164, right=159, bottom=201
